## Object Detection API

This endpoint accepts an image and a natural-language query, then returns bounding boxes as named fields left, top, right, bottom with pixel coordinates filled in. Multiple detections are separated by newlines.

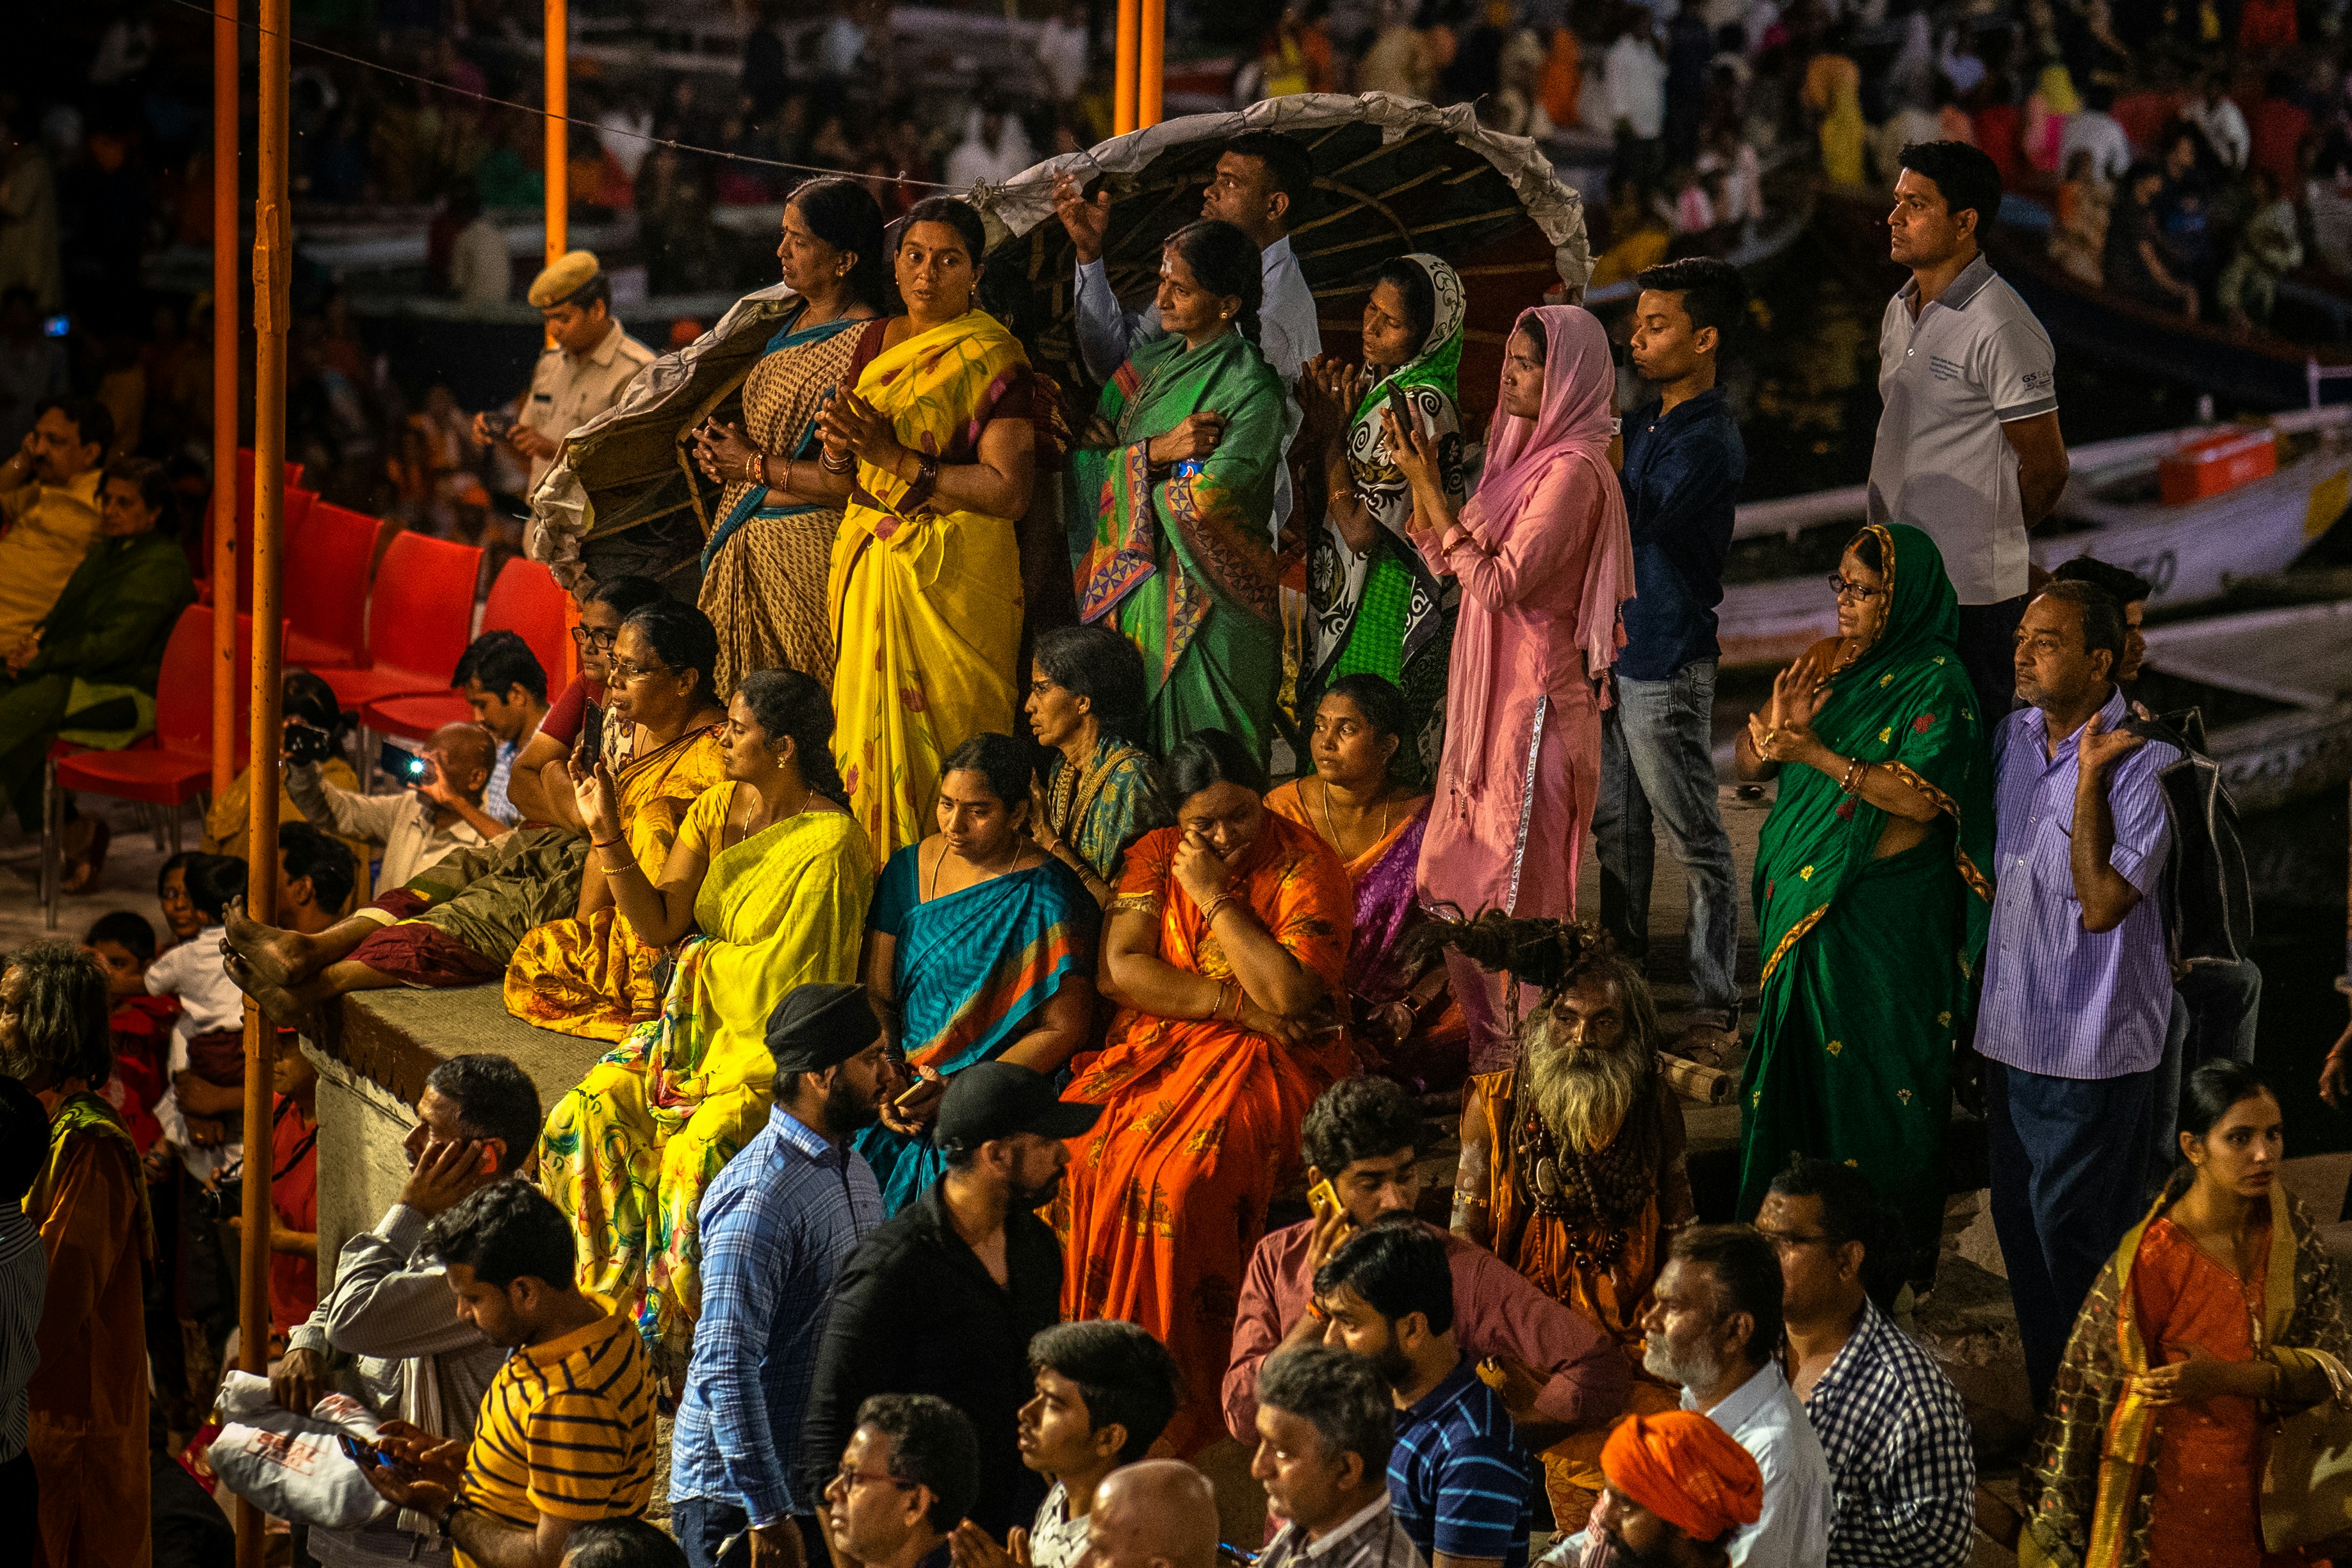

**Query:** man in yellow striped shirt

left=361, top=1179, right=657, bottom=1567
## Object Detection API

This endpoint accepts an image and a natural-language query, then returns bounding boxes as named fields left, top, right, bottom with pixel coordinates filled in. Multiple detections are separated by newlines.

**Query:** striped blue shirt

left=669, top=1109, right=883, bottom=1524
left=1979, top=687, right=2180, bottom=1080
left=1387, top=1360, right=1536, bottom=1568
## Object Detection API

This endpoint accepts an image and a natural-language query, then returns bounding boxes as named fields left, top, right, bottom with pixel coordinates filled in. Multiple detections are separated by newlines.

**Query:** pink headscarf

left=1460, top=302, right=1635, bottom=689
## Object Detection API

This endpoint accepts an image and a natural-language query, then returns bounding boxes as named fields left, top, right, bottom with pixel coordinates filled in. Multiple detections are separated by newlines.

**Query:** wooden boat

left=2136, top=599, right=2352, bottom=815
left=1716, top=408, right=2352, bottom=669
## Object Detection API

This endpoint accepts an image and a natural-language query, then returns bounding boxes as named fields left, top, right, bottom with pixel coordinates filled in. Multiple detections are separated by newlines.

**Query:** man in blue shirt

left=1594, top=257, right=1747, bottom=1038
left=1314, top=1220, right=1535, bottom=1568
left=671, top=984, right=895, bottom=1568
left=1979, top=580, right=2180, bottom=1405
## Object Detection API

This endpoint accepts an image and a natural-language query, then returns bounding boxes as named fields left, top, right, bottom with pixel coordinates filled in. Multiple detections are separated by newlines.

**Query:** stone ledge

left=304, top=984, right=611, bottom=1285
left=314, top=984, right=610, bottom=1118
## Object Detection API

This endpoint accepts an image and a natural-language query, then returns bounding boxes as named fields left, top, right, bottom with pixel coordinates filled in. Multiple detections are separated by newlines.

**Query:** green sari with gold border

left=1735, top=522, right=1994, bottom=1271
left=1067, top=327, right=1286, bottom=766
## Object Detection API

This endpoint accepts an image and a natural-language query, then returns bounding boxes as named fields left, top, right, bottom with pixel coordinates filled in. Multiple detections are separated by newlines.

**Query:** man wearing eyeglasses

left=825, top=1394, right=981, bottom=1568
left=1760, top=1158, right=1973, bottom=1568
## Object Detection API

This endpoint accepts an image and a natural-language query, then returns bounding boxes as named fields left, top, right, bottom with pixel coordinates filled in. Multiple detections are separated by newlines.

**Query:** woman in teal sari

left=1068, top=219, right=1287, bottom=767
left=1734, top=522, right=1994, bottom=1280
left=689, top=177, right=887, bottom=690
left=1295, top=254, right=1469, bottom=785
left=856, top=731, right=1098, bottom=1211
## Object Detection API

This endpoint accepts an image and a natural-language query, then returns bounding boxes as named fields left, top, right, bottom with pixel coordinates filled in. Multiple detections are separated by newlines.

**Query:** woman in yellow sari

left=504, top=601, right=730, bottom=1038
left=813, top=196, right=1038, bottom=868
left=2020, top=1060, right=2352, bottom=1568
left=537, top=667, right=874, bottom=1366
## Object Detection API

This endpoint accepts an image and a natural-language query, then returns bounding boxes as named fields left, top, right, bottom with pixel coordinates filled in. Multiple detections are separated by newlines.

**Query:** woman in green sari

left=1294, top=253, right=1468, bottom=785
left=1068, top=219, right=1287, bottom=767
left=1734, top=521, right=1994, bottom=1280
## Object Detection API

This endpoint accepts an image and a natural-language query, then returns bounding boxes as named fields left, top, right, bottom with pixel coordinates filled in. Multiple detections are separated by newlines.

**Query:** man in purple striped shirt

left=1979, top=581, right=2180, bottom=1405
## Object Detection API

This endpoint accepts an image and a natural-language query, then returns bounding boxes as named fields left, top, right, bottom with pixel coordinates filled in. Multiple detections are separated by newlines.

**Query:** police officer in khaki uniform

left=473, top=249, right=655, bottom=497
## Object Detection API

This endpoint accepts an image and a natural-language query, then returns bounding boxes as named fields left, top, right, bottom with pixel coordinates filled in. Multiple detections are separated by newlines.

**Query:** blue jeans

left=1986, top=1058, right=2157, bottom=1405
left=1594, top=660, right=1739, bottom=1015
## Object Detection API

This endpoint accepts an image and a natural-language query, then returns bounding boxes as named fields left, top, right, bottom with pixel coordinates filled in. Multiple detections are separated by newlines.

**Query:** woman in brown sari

left=2020, top=1059, right=2352, bottom=1568
left=689, top=177, right=888, bottom=690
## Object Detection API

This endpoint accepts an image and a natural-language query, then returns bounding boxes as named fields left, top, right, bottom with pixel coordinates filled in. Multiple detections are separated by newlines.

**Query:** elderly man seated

left=1441, top=917, right=1694, bottom=1530
left=0, top=454, right=193, bottom=883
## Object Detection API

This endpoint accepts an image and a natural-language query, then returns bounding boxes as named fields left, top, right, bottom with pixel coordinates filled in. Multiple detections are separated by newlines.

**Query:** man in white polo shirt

left=1868, top=140, right=2070, bottom=722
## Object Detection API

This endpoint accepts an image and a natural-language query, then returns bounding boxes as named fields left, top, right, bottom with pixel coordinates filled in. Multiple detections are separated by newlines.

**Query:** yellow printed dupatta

left=828, top=310, right=1031, bottom=869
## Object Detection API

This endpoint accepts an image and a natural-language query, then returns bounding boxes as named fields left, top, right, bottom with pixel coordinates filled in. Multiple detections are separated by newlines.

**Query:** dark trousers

left=1956, top=596, right=2028, bottom=729
left=674, top=1498, right=828, bottom=1568
left=1986, top=1058, right=2157, bottom=1405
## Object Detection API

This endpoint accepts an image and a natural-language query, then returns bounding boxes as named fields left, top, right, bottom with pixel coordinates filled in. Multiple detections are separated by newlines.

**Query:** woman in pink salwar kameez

left=1387, top=304, right=1635, bottom=1072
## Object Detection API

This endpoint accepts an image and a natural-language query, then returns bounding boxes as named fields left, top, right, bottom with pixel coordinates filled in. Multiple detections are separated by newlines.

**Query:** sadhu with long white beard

left=1436, top=915, right=1693, bottom=1529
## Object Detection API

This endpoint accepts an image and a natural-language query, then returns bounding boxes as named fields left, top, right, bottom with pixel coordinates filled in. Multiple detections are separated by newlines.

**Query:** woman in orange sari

left=505, top=601, right=730, bottom=1037
left=2020, top=1059, right=2352, bottom=1568
left=1265, top=673, right=1464, bottom=1093
left=1054, top=728, right=1353, bottom=1455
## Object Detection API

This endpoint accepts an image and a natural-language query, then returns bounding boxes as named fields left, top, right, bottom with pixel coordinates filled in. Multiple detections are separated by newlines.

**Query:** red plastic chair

left=44, top=605, right=259, bottom=926
left=197, top=448, right=313, bottom=612
left=283, top=502, right=384, bottom=671
left=359, top=558, right=569, bottom=742
left=318, top=529, right=484, bottom=712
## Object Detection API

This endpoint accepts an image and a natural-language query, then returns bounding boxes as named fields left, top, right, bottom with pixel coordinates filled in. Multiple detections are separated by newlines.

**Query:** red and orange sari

left=1053, top=812, right=1353, bottom=1455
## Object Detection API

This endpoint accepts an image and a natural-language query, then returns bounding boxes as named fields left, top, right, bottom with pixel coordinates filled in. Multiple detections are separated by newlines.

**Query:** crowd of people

left=6, top=0, right=2352, bottom=1557
left=0, top=72, right=2334, bottom=1568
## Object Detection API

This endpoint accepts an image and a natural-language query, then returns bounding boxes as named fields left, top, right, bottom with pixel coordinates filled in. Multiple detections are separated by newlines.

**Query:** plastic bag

left=204, top=1371, right=395, bottom=1530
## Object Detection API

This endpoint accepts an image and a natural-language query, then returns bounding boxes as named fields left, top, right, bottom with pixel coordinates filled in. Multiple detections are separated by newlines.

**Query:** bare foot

left=224, top=900, right=323, bottom=988
left=225, top=951, right=317, bottom=1034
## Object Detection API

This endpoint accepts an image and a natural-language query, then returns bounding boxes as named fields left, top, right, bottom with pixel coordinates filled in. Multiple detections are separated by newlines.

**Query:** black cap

left=934, top=1062, right=1102, bottom=1156
left=764, top=983, right=882, bottom=1075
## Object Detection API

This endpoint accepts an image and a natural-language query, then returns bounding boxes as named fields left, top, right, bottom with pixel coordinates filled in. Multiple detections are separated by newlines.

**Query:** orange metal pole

left=1139, top=0, right=1163, bottom=129
left=1113, top=0, right=1139, bottom=136
left=546, top=0, right=568, bottom=268
left=234, top=0, right=287, bottom=1556
left=211, top=0, right=237, bottom=799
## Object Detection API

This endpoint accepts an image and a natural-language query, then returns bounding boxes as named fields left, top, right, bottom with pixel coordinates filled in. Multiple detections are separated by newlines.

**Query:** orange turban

left=1600, top=1413, right=1763, bottom=1544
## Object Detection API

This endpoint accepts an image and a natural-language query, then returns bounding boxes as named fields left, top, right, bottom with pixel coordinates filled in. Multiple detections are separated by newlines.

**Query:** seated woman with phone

left=853, top=731, right=1099, bottom=1215
left=1294, top=254, right=1471, bottom=787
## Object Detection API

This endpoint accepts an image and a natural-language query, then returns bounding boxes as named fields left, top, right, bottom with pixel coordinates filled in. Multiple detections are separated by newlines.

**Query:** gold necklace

left=1316, top=778, right=1391, bottom=855
left=924, top=835, right=1024, bottom=902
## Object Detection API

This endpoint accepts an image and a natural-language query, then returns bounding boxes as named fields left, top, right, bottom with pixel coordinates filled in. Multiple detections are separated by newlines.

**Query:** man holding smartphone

left=286, top=719, right=500, bottom=899
left=473, top=250, right=654, bottom=505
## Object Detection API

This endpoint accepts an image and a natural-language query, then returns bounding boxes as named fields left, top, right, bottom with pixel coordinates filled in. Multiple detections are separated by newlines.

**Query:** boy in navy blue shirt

left=1593, top=257, right=1747, bottom=1041
left=1314, top=1221, right=1537, bottom=1568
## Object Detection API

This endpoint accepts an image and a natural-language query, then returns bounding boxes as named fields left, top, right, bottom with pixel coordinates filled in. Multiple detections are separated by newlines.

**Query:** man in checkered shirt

left=1759, top=1158, right=1976, bottom=1568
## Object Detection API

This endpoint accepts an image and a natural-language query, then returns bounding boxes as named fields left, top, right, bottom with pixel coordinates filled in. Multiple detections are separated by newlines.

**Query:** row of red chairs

left=42, top=449, right=573, bottom=924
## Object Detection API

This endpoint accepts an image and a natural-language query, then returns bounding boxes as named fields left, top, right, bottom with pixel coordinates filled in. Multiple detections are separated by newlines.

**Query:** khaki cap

left=528, top=250, right=602, bottom=308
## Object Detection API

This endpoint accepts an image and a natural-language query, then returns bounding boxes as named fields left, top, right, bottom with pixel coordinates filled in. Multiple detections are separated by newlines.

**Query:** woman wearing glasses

left=506, top=600, right=733, bottom=1040
left=1733, top=521, right=1995, bottom=1285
